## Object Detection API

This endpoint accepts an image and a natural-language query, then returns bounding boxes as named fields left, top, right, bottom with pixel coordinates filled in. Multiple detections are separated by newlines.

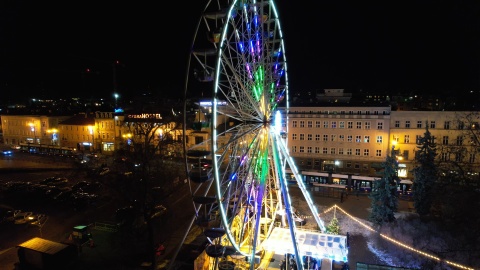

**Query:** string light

left=319, top=205, right=475, bottom=270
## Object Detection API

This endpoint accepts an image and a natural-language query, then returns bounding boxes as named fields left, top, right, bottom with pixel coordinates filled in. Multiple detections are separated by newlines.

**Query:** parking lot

left=0, top=150, right=198, bottom=270
left=0, top=152, right=142, bottom=269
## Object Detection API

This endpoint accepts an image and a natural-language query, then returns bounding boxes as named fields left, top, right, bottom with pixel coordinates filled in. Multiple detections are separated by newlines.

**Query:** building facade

left=2, top=106, right=479, bottom=182
left=389, top=111, right=480, bottom=179
left=1, top=114, right=70, bottom=146
left=286, top=104, right=392, bottom=177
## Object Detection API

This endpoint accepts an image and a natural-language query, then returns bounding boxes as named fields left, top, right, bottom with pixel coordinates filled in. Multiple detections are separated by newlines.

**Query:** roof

left=17, top=237, right=70, bottom=255
left=59, top=113, right=95, bottom=126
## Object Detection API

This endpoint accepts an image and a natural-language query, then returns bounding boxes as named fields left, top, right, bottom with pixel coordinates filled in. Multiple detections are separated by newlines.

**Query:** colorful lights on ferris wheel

left=273, top=111, right=282, bottom=134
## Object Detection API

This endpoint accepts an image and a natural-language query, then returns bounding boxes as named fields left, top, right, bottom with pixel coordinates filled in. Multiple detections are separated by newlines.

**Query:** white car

left=14, top=211, right=33, bottom=225
left=29, top=214, right=48, bottom=227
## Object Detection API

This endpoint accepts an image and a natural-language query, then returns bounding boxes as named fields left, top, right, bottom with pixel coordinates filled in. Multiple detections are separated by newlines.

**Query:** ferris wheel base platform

left=262, top=227, right=349, bottom=263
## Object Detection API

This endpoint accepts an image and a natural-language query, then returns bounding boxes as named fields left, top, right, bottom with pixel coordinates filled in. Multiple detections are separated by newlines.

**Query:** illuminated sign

left=125, top=113, right=163, bottom=123
left=199, top=101, right=227, bottom=107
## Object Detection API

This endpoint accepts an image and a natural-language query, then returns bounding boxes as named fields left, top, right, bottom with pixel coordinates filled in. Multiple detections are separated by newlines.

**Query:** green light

left=252, top=66, right=265, bottom=101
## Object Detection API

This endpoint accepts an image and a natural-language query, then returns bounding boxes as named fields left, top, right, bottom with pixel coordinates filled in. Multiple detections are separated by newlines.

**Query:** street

left=0, top=151, right=413, bottom=270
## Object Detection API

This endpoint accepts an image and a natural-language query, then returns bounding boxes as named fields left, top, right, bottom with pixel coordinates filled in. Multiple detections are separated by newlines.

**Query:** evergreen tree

left=412, top=121, right=438, bottom=217
left=369, top=146, right=399, bottom=225
left=326, top=217, right=340, bottom=235
left=326, top=208, right=340, bottom=235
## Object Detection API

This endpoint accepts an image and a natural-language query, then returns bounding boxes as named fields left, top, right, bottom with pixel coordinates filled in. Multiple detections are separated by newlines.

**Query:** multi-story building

left=2, top=95, right=479, bottom=183
left=57, top=112, right=96, bottom=152
left=1, top=114, right=70, bottom=146
left=286, top=103, right=392, bottom=177
left=94, top=111, right=119, bottom=154
left=284, top=105, right=480, bottom=182
left=390, top=111, right=480, bottom=178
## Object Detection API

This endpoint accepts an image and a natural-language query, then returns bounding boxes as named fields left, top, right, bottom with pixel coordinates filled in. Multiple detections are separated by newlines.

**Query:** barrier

left=94, top=222, right=118, bottom=232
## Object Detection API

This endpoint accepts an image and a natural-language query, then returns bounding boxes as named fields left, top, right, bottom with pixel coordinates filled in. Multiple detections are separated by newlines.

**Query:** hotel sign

left=125, top=113, right=163, bottom=123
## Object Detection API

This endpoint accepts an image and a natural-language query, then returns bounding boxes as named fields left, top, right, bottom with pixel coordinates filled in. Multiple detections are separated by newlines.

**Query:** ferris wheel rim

left=210, top=0, right=289, bottom=257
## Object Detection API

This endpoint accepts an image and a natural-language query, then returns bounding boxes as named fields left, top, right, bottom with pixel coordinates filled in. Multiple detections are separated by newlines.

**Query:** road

left=0, top=151, right=412, bottom=270
left=0, top=151, right=190, bottom=270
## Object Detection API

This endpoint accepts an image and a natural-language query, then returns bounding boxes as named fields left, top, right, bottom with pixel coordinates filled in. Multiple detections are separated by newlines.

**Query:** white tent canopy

left=261, top=227, right=348, bottom=263
left=400, top=179, right=413, bottom=184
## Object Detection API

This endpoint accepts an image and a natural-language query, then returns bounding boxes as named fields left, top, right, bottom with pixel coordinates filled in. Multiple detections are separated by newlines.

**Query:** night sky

left=1, top=1, right=480, bottom=102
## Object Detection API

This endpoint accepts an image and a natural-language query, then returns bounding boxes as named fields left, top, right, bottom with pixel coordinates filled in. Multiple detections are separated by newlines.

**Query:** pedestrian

left=356, top=189, right=359, bottom=199
left=340, top=192, right=344, bottom=203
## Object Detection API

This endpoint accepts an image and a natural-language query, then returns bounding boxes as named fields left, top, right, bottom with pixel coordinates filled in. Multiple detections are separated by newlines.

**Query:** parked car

left=29, top=214, right=48, bottom=227
left=45, top=186, right=71, bottom=200
left=25, top=213, right=46, bottom=225
left=150, top=205, right=167, bottom=219
left=71, top=192, right=99, bottom=210
left=14, top=211, right=33, bottom=225
left=40, top=177, right=69, bottom=186
left=99, top=167, right=110, bottom=176
left=1, top=150, right=13, bottom=155
left=53, top=188, right=73, bottom=202
left=71, top=181, right=102, bottom=193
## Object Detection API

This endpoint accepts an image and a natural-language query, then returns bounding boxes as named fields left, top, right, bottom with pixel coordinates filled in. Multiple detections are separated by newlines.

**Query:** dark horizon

left=2, top=1, right=480, bottom=102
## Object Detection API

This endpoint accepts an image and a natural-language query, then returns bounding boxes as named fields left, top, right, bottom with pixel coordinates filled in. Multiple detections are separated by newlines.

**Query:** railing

left=94, top=222, right=118, bottom=232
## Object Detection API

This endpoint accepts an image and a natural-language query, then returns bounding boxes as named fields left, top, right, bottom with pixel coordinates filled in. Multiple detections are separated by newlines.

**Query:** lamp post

left=88, top=126, right=94, bottom=152
left=114, top=93, right=119, bottom=108
left=47, top=129, right=58, bottom=145
left=29, top=123, right=36, bottom=144
left=157, top=129, right=164, bottom=155
left=122, top=133, right=132, bottom=151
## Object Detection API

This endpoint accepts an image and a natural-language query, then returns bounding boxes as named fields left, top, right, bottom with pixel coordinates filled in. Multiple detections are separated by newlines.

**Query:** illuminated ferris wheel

left=182, top=0, right=328, bottom=267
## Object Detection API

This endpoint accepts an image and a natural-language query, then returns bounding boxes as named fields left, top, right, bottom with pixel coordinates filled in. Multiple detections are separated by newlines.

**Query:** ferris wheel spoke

left=184, top=0, right=318, bottom=267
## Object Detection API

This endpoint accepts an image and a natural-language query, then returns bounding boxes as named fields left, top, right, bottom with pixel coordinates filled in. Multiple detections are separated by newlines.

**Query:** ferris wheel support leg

left=272, top=136, right=304, bottom=270
left=277, top=134, right=327, bottom=232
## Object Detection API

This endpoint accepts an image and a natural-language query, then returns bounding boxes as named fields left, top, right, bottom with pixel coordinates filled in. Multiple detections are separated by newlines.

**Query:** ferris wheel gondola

left=182, top=0, right=329, bottom=269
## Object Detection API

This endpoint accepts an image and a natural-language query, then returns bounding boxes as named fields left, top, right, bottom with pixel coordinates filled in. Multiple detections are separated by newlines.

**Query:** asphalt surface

left=0, top=152, right=413, bottom=270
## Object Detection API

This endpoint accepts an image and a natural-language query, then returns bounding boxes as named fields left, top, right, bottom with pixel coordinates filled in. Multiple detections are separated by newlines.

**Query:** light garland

left=319, top=204, right=475, bottom=270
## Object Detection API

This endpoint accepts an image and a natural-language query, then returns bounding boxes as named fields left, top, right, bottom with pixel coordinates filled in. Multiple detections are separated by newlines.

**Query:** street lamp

left=88, top=126, right=94, bottom=152
left=114, top=93, right=119, bottom=108
left=122, top=133, right=132, bottom=151
left=29, top=123, right=36, bottom=144
left=47, top=129, right=58, bottom=145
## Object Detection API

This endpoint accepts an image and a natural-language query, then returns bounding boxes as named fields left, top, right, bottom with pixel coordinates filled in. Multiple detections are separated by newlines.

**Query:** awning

left=400, top=179, right=413, bottom=184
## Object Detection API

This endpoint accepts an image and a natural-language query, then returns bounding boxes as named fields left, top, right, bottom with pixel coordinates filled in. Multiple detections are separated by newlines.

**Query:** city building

left=1, top=93, right=479, bottom=184
left=1, top=114, right=70, bottom=146
left=286, top=103, right=391, bottom=177
left=94, top=111, right=119, bottom=154
left=389, top=110, right=480, bottom=179
left=57, top=112, right=96, bottom=152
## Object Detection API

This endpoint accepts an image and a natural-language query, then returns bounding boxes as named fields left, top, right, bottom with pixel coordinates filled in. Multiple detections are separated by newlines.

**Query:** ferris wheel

left=182, top=0, right=327, bottom=267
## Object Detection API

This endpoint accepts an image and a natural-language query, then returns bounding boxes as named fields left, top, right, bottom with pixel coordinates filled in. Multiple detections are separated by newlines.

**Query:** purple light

left=246, top=63, right=253, bottom=79
left=249, top=39, right=255, bottom=56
